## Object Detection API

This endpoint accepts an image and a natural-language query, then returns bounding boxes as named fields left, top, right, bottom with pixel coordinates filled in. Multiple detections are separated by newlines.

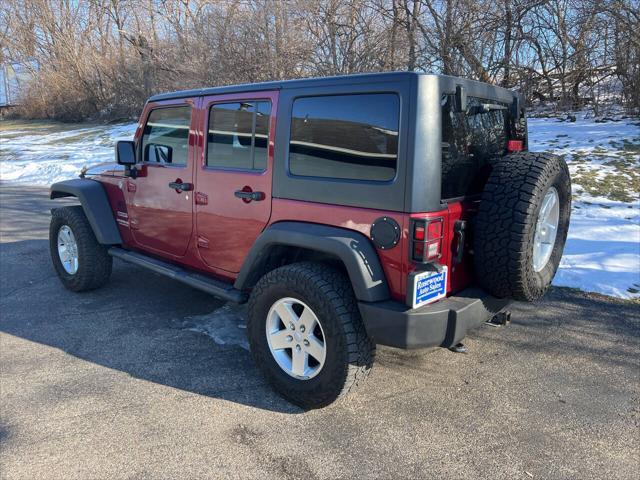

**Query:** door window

left=288, top=94, right=399, bottom=182
left=206, top=101, right=272, bottom=171
left=141, top=106, right=191, bottom=166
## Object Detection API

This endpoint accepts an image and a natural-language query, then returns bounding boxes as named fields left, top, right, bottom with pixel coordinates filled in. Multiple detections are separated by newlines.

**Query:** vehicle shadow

left=2, top=238, right=639, bottom=416
left=0, top=238, right=302, bottom=414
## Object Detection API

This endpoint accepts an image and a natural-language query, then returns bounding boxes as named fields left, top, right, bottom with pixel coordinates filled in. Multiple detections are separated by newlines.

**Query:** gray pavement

left=0, top=182, right=638, bottom=479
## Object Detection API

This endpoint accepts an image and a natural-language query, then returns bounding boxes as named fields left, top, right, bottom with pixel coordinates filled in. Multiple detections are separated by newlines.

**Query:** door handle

left=234, top=190, right=265, bottom=202
left=168, top=181, right=193, bottom=192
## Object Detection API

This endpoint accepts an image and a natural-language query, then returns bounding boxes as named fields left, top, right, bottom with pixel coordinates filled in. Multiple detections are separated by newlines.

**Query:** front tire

left=50, top=206, right=113, bottom=292
left=247, top=262, right=375, bottom=409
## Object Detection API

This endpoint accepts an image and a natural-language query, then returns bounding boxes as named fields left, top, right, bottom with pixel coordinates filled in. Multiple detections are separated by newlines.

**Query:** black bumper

left=358, top=287, right=510, bottom=349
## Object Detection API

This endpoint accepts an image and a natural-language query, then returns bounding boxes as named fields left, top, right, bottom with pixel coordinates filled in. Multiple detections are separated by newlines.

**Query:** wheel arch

left=50, top=178, right=122, bottom=245
left=234, top=222, right=390, bottom=303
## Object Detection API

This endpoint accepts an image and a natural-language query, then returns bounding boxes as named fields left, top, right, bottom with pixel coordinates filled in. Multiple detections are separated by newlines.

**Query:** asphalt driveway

left=0, top=183, right=638, bottom=479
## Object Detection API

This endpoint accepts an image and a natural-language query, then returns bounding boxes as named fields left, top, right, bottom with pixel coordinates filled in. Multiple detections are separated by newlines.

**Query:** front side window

left=441, top=96, right=509, bottom=199
left=207, top=101, right=272, bottom=171
left=141, top=106, right=191, bottom=166
left=289, top=94, right=399, bottom=182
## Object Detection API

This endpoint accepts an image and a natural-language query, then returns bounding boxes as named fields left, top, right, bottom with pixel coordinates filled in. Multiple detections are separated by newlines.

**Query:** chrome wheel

left=57, top=225, right=79, bottom=275
left=265, top=297, right=326, bottom=380
left=533, top=186, right=560, bottom=272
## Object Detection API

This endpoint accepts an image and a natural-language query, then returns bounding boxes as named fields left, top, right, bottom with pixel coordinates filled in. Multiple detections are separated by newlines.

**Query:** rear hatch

left=440, top=92, right=527, bottom=294
left=405, top=86, right=526, bottom=308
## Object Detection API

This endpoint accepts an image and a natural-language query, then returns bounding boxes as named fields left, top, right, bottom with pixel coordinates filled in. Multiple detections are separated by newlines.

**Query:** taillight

left=427, top=220, right=442, bottom=240
left=507, top=139, right=524, bottom=152
left=410, top=218, right=444, bottom=263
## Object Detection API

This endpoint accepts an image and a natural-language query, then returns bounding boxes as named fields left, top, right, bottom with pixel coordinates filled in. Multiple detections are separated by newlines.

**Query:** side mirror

left=116, top=140, right=136, bottom=166
left=454, top=85, right=467, bottom=113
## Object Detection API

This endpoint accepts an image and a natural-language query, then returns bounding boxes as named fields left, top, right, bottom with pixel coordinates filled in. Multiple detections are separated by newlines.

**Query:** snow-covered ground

left=1, top=116, right=638, bottom=300
left=0, top=120, right=137, bottom=184
left=528, top=115, right=640, bottom=299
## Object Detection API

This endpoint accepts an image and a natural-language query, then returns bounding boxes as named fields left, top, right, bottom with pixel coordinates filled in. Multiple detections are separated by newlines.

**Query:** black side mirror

left=116, top=140, right=136, bottom=166
left=454, top=85, right=467, bottom=113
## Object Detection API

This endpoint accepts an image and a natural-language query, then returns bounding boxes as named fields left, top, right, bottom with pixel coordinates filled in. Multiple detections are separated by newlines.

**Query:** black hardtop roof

left=148, top=71, right=417, bottom=102
left=147, top=71, right=519, bottom=103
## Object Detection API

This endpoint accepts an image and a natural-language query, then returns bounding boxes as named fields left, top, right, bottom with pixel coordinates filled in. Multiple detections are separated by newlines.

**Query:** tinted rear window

left=289, top=94, right=399, bottom=182
left=441, top=96, right=508, bottom=199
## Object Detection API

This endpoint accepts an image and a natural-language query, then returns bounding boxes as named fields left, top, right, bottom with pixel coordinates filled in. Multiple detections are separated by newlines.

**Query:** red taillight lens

left=427, top=220, right=442, bottom=240
left=507, top=139, right=524, bottom=152
left=411, top=218, right=443, bottom=263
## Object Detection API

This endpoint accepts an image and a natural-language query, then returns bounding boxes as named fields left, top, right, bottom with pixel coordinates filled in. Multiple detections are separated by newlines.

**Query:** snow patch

left=183, top=304, right=249, bottom=350
left=555, top=203, right=640, bottom=299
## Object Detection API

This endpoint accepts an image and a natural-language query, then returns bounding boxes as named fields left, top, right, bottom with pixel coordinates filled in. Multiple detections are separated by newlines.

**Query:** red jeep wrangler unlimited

left=49, top=72, right=571, bottom=408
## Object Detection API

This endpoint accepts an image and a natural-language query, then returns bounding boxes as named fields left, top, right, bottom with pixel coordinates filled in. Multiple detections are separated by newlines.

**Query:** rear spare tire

left=474, top=152, right=571, bottom=301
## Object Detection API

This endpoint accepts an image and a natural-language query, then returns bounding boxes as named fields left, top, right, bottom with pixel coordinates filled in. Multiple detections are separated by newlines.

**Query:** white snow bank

left=528, top=115, right=639, bottom=152
left=0, top=122, right=137, bottom=185
left=555, top=202, right=640, bottom=298
left=528, top=115, right=640, bottom=299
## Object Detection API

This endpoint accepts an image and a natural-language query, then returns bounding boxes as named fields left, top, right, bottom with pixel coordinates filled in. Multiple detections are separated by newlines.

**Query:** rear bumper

left=358, top=287, right=510, bottom=349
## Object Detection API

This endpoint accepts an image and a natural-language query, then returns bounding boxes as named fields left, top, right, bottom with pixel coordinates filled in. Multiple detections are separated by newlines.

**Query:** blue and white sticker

left=412, top=267, right=447, bottom=309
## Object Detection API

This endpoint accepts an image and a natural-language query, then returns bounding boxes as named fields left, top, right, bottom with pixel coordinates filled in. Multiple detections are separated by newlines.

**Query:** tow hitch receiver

left=485, top=310, right=512, bottom=327
left=449, top=311, right=511, bottom=353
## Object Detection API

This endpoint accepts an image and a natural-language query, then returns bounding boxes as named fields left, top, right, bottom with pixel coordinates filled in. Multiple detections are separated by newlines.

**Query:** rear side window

left=441, top=96, right=508, bottom=199
left=207, top=101, right=272, bottom=171
left=141, top=106, right=191, bottom=166
left=289, top=94, right=399, bottom=182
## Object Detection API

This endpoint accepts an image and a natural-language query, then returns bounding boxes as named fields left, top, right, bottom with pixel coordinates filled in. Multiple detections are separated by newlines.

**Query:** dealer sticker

left=412, top=267, right=447, bottom=309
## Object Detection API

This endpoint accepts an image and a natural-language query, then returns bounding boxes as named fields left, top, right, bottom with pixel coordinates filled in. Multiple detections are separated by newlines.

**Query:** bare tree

left=0, top=0, right=636, bottom=121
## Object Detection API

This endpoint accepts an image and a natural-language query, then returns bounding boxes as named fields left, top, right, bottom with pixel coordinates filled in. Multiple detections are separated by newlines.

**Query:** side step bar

left=108, top=247, right=247, bottom=304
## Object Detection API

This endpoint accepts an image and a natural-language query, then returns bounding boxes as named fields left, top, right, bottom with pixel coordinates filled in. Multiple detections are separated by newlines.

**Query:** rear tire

left=474, top=152, right=571, bottom=301
left=50, top=206, right=113, bottom=292
left=247, top=262, right=375, bottom=409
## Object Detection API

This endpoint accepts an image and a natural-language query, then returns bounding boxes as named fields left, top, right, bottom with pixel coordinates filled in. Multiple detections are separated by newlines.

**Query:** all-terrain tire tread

left=474, top=152, right=570, bottom=301
left=247, top=262, right=375, bottom=409
left=50, top=206, right=112, bottom=292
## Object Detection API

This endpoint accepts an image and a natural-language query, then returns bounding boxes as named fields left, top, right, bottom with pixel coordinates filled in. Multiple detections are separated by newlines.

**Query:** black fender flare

left=234, top=222, right=390, bottom=302
left=50, top=178, right=122, bottom=245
